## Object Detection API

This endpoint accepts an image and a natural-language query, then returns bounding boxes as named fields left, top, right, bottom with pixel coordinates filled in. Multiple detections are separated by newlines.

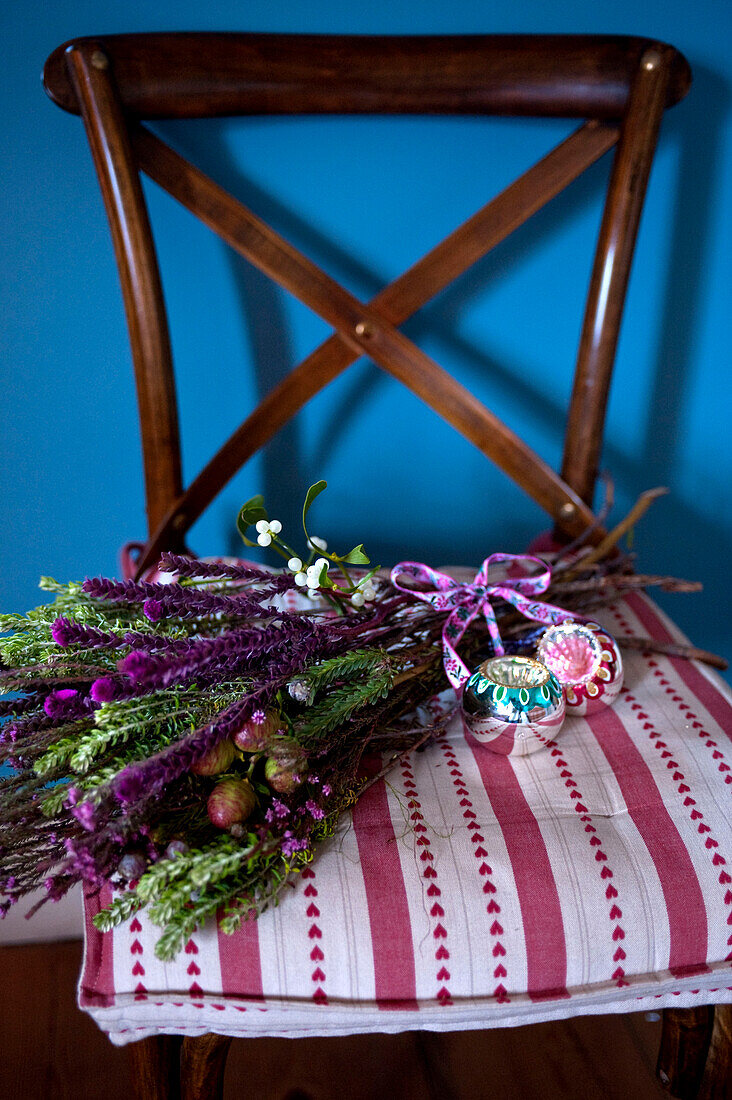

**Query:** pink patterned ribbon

left=390, top=554, right=573, bottom=692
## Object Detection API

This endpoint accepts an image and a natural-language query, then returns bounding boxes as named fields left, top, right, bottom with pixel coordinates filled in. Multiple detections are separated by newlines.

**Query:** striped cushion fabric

left=78, top=592, right=732, bottom=1045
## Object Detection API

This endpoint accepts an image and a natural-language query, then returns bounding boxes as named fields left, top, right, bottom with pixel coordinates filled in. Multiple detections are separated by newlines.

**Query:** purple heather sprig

left=158, top=553, right=297, bottom=586
left=51, top=618, right=195, bottom=660
left=51, top=618, right=127, bottom=650
left=118, top=626, right=282, bottom=689
left=81, top=576, right=292, bottom=622
left=117, top=618, right=330, bottom=691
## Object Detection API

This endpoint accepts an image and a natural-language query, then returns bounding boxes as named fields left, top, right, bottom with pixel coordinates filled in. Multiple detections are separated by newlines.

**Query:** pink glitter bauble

left=537, top=621, right=623, bottom=716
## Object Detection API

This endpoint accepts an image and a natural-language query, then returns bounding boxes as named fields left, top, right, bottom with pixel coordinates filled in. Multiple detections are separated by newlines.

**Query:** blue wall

left=2, top=2, right=731, bottom=682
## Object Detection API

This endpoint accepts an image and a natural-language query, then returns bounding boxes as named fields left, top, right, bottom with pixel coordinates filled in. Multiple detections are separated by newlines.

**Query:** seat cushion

left=78, top=592, right=732, bottom=1045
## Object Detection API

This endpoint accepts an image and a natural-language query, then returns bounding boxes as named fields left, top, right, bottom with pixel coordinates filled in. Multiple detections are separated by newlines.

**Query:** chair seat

left=78, top=592, right=732, bottom=1045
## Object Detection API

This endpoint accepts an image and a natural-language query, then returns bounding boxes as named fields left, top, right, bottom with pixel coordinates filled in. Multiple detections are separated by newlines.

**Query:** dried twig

left=567, top=487, right=669, bottom=574
left=618, top=636, right=727, bottom=671
left=550, top=573, right=702, bottom=596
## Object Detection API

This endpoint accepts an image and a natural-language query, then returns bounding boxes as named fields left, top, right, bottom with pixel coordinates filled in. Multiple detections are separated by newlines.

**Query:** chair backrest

left=43, top=33, right=691, bottom=576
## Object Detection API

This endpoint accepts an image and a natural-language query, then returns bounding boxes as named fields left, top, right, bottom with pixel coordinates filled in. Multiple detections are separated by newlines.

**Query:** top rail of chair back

left=43, top=33, right=691, bottom=121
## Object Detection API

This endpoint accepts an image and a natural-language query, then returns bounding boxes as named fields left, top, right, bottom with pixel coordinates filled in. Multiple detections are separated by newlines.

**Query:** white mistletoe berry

left=306, top=558, right=329, bottom=589
left=255, top=519, right=282, bottom=546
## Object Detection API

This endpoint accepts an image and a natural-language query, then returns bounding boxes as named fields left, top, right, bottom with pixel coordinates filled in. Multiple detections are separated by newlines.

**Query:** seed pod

left=207, top=778, right=256, bottom=829
left=232, top=709, right=283, bottom=752
left=191, top=737, right=236, bottom=776
left=264, top=756, right=306, bottom=795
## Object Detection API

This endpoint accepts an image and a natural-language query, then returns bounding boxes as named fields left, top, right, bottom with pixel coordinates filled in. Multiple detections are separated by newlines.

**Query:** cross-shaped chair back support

left=43, top=34, right=691, bottom=577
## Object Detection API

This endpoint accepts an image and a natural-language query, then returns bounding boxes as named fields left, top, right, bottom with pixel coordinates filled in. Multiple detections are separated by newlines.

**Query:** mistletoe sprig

left=237, top=480, right=378, bottom=607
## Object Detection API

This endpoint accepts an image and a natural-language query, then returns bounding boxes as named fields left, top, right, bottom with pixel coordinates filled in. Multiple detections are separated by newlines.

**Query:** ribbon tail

left=441, top=603, right=482, bottom=694
left=480, top=599, right=504, bottom=657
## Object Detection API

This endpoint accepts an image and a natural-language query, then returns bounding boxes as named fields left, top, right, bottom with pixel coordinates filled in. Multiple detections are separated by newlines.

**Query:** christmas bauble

left=461, top=655, right=565, bottom=756
left=536, top=620, right=623, bottom=715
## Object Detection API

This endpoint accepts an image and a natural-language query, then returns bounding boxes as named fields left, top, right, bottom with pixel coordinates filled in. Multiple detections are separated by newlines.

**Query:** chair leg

left=128, top=1034, right=183, bottom=1100
left=657, top=1007, right=715, bottom=1098
left=180, top=1032, right=233, bottom=1100
left=698, top=1005, right=732, bottom=1100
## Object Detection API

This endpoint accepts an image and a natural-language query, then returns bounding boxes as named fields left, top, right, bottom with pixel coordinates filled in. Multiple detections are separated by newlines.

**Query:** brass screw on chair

left=558, top=501, right=577, bottom=521
left=354, top=320, right=374, bottom=339
left=642, top=49, right=662, bottom=71
left=90, top=49, right=109, bottom=71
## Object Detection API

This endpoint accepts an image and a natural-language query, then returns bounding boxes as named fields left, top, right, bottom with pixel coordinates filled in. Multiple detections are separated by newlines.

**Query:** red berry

left=207, top=778, right=256, bottom=829
left=191, top=738, right=236, bottom=776
left=268, top=736, right=306, bottom=765
left=264, top=757, right=305, bottom=795
left=232, top=709, right=283, bottom=752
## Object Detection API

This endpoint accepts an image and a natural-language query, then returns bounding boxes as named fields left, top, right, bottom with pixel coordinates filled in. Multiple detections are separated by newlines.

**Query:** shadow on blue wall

left=141, top=58, right=728, bottom=663
left=618, top=64, right=730, bottom=642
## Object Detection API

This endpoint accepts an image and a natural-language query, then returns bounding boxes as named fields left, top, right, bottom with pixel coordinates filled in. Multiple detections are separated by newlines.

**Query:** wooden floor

left=1, top=940, right=669, bottom=1100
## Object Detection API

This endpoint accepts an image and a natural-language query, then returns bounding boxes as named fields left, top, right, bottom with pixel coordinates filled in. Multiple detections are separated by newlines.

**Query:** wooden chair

left=42, top=33, right=731, bottom=1099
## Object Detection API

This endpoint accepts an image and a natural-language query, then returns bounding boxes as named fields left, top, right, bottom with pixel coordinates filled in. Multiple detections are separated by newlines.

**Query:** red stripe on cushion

left=472, top=751, right=569, bottom=1002
left=217, top=907, right=264, bottom=1001
left=352, top=756, right=419, bottom=1010
left=588, top=706, right=709, bottom=978
left=79, top=883, right=116, bottom=1007
left=624, top=592, right=732, bottom=745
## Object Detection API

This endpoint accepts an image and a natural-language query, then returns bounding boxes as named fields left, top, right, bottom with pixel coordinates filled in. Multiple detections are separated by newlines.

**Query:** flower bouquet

left=0, top=482, right=716, bottom=959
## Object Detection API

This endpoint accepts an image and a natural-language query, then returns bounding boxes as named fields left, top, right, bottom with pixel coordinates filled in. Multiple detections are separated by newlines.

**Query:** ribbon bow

left=390, top=553, right=573, bottom=693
